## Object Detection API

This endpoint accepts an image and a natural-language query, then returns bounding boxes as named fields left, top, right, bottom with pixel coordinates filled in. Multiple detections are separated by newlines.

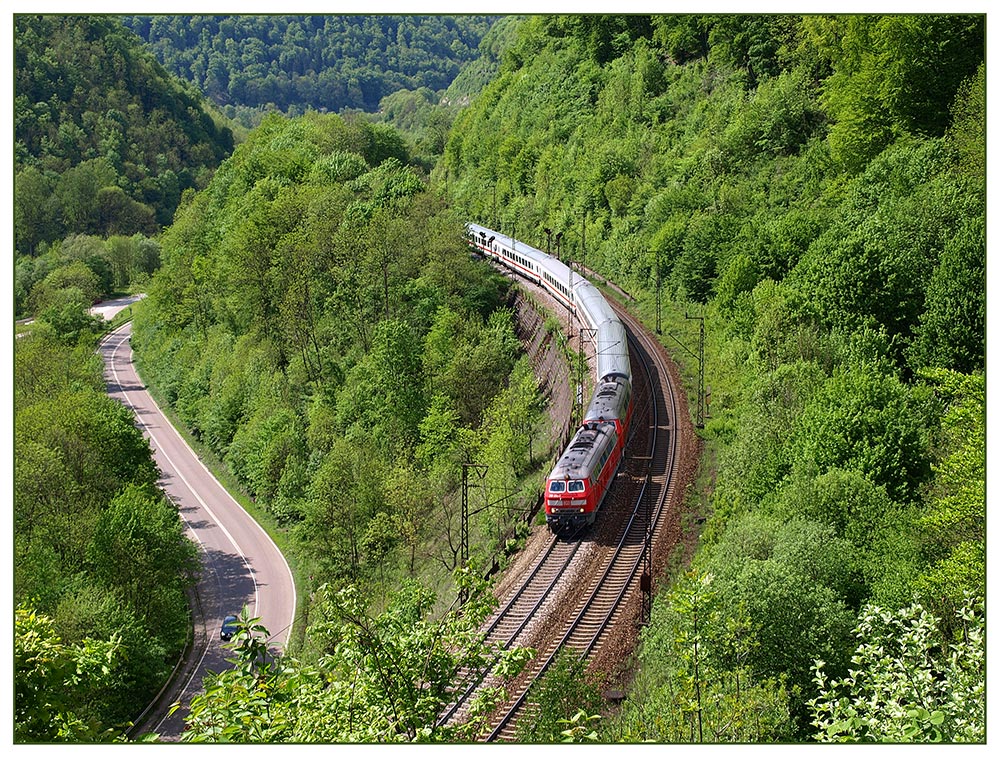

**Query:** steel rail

left=436, top=534, right=584, bottom=726
left=487, top=319, right=676, bottom=741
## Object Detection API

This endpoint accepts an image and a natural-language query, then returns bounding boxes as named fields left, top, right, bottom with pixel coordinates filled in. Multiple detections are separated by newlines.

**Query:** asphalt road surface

left=90, top=293, right=147, bottom=321
left=100, top=322, right=296, bottom=739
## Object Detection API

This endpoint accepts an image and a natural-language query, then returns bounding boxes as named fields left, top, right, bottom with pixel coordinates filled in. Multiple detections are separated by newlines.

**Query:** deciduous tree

left=810, top=597, right=984, bottom=742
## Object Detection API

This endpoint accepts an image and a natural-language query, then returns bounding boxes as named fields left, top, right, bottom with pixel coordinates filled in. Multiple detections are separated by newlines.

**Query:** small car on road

left=220, top=615, right=238, bottom=641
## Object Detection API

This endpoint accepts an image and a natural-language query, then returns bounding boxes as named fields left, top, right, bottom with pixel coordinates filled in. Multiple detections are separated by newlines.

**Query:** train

left=466, top=222, right=632, bottom=533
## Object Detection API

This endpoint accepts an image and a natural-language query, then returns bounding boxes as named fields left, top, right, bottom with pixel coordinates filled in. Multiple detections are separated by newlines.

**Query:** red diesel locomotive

left=466, top=221, right=632, bottom=534
left=545, top=374, right=632, bottom=532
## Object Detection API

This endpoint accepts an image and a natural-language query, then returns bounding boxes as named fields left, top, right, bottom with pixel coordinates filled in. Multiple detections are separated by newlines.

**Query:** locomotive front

left=545, top=419, right=620, bottom=532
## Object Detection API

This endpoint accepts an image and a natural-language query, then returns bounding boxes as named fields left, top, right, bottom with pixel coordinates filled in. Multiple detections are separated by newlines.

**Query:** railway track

left=437, top=533, right=586, bottom=726
left=438, top=297, right=682, bottom=741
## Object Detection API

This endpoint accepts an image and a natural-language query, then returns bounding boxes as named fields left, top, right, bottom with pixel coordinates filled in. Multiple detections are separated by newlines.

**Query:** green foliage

left=946, top=62, right=985, bottom=192
left=14, top=15, right=233, bottom=254
left=671, top=212, right=740, bottom=303
left=437, top=13, right=983, bottom=741
left=476, top=355, right=542, bottom=508
left=29, top=260, right=100, bottom=313
left=786, top=139, right=974, bottom=366
left=735, top=209, right=828, bottom=288
left=433, top=11, right=987, bottom=744
left=134, top=110, right=541, bottom=599
left=559, top=15, right=655, bottom=66
left=906, top=211, right=984, bottom=374
left=15, top=332, right=195, bottom=736
left=720, top=68, right=824, bottom=162
left=226, top=401, right=304, bottom=507
left=179, top=608, right=298, bottom=742
left=789, top=362, right=932, bottom=504
left=814, top=15, right=984, bottom=171
left=514, top=650, right=604, bottom=743
left=910, top=370, right=985, bottom=616
left=37, top=300, right=104, bottom=346
left=709, top=358, right=825, bottom=522
left=14, top=605, right=123, bottom=742
left=89, top=484, right=198, bottom=651
left=181, top=578, right=526, bottom=742
left=651, top=15, right=711, bottom=64
left=771, top=468, right=892, bottom=558
left=458, top=310, right=522, bottom=424
left=558, top=710, right=601, bottom=742
left=16, top=384, right=159, bottom=572
left=297, top=434, right=386, bottom=581
left=23, top=244, right=120, bottom=340
left=612, top=572, right=793, bottom=742
left=810, top=597, right=985, bottom=742
left=104, top=234, right=161, bottom=288
left=356, top=317, right=426, bottom=447
left=706, top=15, right=801, bottom=86
left=698, top=517, right=858, bottom=727
left=123, top=15, right=495, bottom=118
left=18, top=231, right=151, bottom=328
left=714, top=253, right=759, bottom=318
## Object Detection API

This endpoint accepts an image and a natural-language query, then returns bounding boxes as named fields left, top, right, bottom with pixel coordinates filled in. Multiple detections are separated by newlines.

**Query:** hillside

left=12, top=11, right=986, bottom=745
left=14, top=15, right=234, bottom=251
left=440, top=13, right=985, bottom=741
left=122, top=15, right=495, bottom=122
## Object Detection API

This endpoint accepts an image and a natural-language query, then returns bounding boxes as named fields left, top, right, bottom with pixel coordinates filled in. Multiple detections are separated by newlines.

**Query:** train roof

left=469, top=221, right=630, bottom=382
left=574, top=280, right=617, bottom=331
left=548, top=420, right=618, bottom=481
left=468, top=223, right=578, bottom=285
left=585, top=376, right=630, bottom=422
left=596, top=319, right=630, bottom=382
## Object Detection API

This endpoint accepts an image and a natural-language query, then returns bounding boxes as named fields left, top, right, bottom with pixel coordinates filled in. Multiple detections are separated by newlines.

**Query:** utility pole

left=663, top=315, right=707, bottom=430
left=685, top=313, right=705, bottom=429
left=460, top=462, right=488, bottom=604
left=568, top=262, right=574, bottom=331
left=654, top=249, right=662, bottom=335
left=640, top=471, right=652, bottom=625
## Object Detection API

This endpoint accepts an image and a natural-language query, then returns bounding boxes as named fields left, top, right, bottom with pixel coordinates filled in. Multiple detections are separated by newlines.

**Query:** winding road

left=100, top=321, right=296, bottom=739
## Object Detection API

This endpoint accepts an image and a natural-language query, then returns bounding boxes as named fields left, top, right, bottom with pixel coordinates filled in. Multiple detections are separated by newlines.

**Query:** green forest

left=14, top=15, right=235, bottom=317
left=130, top=110, right=546, bottom=591
left=14, top=329, right=199, bottom=740
left=440, top=14, right=984, bottom=741
left=122, top=15, right=495, bottom=122
left=13, top=12, right=985, bottom=744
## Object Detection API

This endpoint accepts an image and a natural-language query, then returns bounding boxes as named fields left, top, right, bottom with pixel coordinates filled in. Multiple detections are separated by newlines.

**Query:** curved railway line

left=437, top=534, right=585, bottom=726
left=439, top=289, right=690, bottom=741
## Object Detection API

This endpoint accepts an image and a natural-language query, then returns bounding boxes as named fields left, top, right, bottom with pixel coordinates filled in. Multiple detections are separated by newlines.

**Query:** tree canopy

left=14, top=331, right=198, bottom=739
left=13, top=11, right=984, bottom=744
left=132, top=109, right=546, bottom=617
left=14, top=15, right=234, bottom=255
left=123, top=15, right=495, bottom=118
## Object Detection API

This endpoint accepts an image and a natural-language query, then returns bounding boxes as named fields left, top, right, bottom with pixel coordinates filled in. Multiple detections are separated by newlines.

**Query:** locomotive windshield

left=568, top=481, right=585, bottom=492
left=549, top=481, right=566, bottom=493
